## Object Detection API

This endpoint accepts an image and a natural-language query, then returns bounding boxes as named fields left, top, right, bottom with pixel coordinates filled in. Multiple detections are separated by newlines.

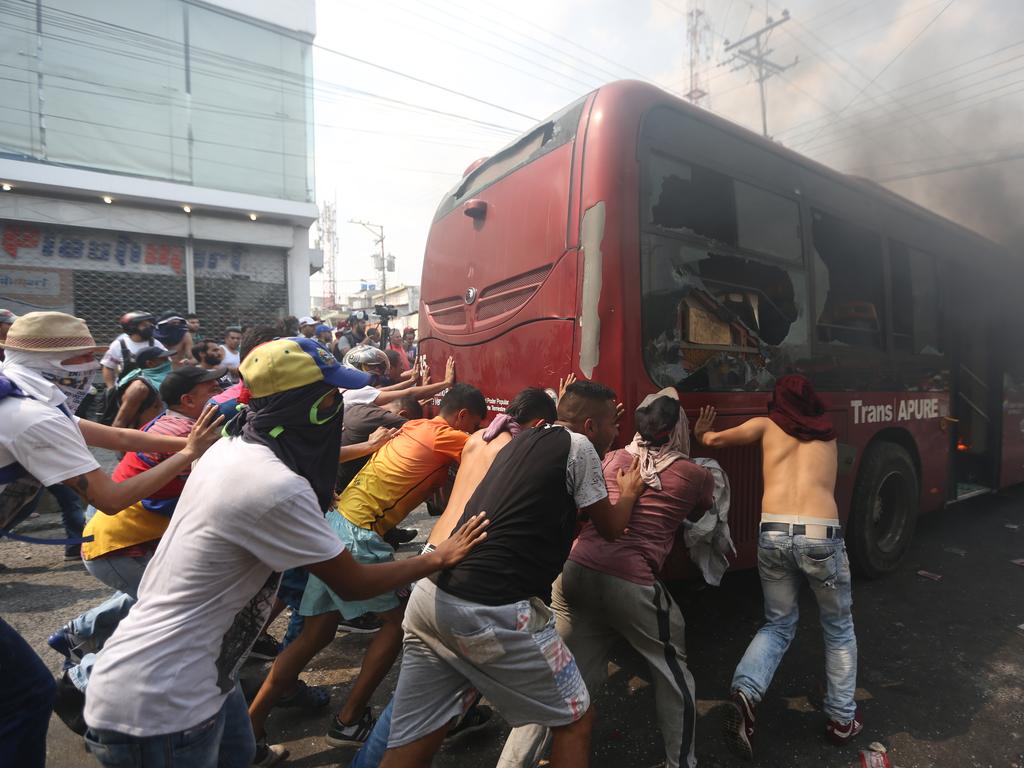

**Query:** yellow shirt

left=340, top=417, right=468, bottom=535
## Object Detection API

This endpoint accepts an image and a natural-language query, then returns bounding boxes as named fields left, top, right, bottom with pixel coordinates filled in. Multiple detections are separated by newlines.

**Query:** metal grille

left=480, top=264, right=551, bottom=298
left=476, top=286, right=537, bottom=320
left=72, top=270, right=188, bottom=346
left=194, top=276, right=288, bottom=341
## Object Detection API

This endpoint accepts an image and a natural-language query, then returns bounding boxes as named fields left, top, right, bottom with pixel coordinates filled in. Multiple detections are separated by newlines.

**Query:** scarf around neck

left=225, top=380, right=342, bottom=512
left=625, top=387, right=690, bottom=490
left=482, top=413, right=522, bottom=443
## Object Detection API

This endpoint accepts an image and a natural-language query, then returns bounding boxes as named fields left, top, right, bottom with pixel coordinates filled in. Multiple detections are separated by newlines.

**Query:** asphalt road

left=2, top=485, right=1022, bottom=768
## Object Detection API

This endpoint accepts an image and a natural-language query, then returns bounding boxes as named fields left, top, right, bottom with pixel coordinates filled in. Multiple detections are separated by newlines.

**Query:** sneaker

left=444, top=704, right=493, bottom=741
left=47, top=625, right=83, bottom=664
left=252, top=740, right=289, bottom=766
left=383, top=527, right=417, bottom=549
left=724, top=689, right=755, bottom=760
left=337, top=613, right=382, bottom=634
left=325, top=708, right=376, bottom=747
left=826, top=707, right=864, bottom=745
left=64, top=546, right=81, bottom=561
left=248, top=632, right=281, bottom=662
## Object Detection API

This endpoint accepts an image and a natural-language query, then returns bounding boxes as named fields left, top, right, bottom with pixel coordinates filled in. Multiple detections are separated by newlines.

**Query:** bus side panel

left=841, top=392, right=951, bottom=515
left=1001, top=397, right=1024, bottom=487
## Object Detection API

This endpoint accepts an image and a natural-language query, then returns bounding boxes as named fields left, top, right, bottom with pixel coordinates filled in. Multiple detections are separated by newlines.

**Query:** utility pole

left=347, top=219, right=393, bottom=300
left=724, top=9, right=798, bottom=138
left=318, top=200, right=337, bottom=308
left=684, top=0, right=712, bottom=108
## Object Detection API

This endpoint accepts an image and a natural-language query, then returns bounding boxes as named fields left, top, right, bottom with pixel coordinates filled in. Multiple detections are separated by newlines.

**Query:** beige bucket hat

left=0, top=311, right=105, bottom=354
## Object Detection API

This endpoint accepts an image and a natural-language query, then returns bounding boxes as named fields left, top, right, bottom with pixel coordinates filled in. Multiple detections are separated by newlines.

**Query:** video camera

left=374, top=304, right=398, bottom=327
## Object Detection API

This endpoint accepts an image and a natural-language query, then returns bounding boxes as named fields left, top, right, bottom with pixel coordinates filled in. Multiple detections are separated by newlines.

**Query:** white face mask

left=4, top=349, right=99, bottom=413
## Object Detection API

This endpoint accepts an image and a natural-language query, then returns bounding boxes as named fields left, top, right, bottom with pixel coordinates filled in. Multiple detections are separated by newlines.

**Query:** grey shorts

left=387, top=578, right=590, bottom=748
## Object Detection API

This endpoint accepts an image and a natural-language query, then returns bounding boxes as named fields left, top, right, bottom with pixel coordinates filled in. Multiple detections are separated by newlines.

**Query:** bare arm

left=375, top=356, right=455, bottom=405
left=79, top=419, right=188, bottom=454
left=102, top=365, right=116, bottom=389
left=580, top=457, right=645, bottom=541
left=111, top=381, right=148, bottom=429
left=693, top=407, right=767, bottom=449
left=338, top=427, right=398, bottom=463
left=307, top=513, right=488, bottom=600
left=63, top=407, right=223, bottom=514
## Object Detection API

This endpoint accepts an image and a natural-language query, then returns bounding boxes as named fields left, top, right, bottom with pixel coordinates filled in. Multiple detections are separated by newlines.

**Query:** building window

left=889, top=241, right=943, bottom=356
left=641, top=235, right=809, bottom=391
left=647, top=153, right=802, bottom=263
left=812, top=210, right=886, bottom=350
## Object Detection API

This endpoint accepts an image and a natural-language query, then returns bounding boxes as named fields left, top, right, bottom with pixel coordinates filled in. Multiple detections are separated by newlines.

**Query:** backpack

left=97, top=338, right=150, bottom=425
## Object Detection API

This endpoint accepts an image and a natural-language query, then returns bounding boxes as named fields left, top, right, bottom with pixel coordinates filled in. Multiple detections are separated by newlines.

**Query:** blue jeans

left=12, top=484, right=85, bottom=556
left=731, top=532, right=858, bottom=723
left=85, top=683, right=256, bottom=768
left=66, top=551, right=153, bottom=690
left=276, top=568, right=309, bottom=648
left=350, top=698, right=394, bottom=768
left=0, top=617, right=56, bottom=768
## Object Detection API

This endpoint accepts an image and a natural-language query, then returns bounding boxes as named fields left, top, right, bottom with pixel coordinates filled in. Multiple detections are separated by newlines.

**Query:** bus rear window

left=434, top=97, right=586, bottom=222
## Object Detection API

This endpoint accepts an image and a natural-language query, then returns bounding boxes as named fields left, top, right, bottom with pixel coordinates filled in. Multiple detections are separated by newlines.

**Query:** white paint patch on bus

left=579, top=201, right=606, bottom=380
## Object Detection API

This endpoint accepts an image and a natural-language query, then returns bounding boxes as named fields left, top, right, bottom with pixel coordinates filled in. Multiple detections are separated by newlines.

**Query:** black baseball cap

left=135, top=346, right=174, bottom=366
left=159, top=365, right=227, bottom=405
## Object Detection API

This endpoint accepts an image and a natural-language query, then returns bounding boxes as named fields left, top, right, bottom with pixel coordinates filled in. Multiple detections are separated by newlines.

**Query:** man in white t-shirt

left=100, top=311, right=166, bottom=389
left=83, top=336, right=490, bottom=768
left=220, top=325, right=242, bottom=381
left=0, top=311, right=223, bottom=766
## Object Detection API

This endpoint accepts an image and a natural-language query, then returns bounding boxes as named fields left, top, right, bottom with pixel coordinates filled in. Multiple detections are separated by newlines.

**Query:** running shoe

left=383, top=526, right=417, bottom=549
left=826, top=707, right=864, bottom=745
left=326, top=707, right=377, bottom=747
left=47, top=624, right=83, bottom=664
left=724, top=689, right=756, bottom=760
left=274, top=679, right=331, bottom=710
left=444, top=704, right=493, bottom=741
left=337, top=613, right=382, bottom=634
left=248, top=632, right=282, bottom=661
left=252, top=740, right=289, bottom=766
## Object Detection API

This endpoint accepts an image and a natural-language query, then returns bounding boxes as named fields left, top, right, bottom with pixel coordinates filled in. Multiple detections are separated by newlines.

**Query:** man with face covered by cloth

left=499, top=388, right=714, bottom=768
left=692, top=374, right=861, bottom=759
left=83, top=337, right=490, bottom=768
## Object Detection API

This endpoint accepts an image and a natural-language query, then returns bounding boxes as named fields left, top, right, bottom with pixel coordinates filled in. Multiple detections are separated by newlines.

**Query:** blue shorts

left=299, top=510, right=401, bottom=620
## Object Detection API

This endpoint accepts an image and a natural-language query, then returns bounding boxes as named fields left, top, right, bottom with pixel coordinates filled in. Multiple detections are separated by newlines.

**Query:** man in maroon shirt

left=498, top=387, right=713, bottom=768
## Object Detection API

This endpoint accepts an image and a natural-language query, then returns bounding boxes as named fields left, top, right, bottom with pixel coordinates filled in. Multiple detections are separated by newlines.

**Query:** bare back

left=427, top=430, right=513, bottom=544
left=758, top=417, right=839, bottom=523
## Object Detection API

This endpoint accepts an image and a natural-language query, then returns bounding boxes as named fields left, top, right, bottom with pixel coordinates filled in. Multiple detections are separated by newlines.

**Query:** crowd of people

left=0, top=306, right=862, bottom=768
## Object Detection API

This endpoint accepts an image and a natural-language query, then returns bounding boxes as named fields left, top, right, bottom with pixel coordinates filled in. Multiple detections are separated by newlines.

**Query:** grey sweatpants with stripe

left=498, top=560, right=698, bottom=768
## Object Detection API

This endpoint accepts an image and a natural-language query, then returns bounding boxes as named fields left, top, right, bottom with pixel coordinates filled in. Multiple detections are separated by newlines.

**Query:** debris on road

left=916, top=569, right=943, bottom=581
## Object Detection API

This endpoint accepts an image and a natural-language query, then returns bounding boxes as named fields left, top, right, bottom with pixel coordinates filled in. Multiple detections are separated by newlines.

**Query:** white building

left=348, top=284, right=421, bottom=332
left=0, top=0, right=320, bottom=343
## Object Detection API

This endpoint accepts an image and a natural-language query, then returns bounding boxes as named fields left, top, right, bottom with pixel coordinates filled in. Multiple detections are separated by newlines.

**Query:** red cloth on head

left=768, top=375, right=836, bottom=442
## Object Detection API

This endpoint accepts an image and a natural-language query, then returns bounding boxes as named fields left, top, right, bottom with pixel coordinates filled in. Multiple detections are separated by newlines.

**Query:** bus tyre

left=847, top=442, right=919, bottom=578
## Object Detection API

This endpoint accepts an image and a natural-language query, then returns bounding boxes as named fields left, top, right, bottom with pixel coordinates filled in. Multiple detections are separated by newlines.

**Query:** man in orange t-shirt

left=248, top=383, right=487, bottom=748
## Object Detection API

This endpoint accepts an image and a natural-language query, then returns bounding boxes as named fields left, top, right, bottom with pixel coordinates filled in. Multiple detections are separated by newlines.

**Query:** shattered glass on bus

left=641, top=153, right=810, bottom=392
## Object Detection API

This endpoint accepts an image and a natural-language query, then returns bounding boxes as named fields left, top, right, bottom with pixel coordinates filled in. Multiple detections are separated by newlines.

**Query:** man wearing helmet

left=100, top=311, right=166, bottom=389
left=336, top=311, right=372, bottom=357
left=342, top=345, right=456, bottom=411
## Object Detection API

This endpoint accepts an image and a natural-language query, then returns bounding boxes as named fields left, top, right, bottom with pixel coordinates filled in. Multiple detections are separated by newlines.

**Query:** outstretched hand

left=693, top=406, right=717, bottom=445
left=367, top=426, right=399, bottom=451
left=433, top=512, right=489, bottom=568
left=558, top=372, right=576, bottom=400
left=184, top=406, right=225, bottom=460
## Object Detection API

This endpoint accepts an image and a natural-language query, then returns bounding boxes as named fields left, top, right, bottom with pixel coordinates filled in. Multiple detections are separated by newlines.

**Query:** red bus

left=417, top=80, right=1024, bottom=578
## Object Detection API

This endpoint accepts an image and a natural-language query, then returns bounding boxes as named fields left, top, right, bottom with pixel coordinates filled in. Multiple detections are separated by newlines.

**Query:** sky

left=309, top=0, right=1024, bottom=304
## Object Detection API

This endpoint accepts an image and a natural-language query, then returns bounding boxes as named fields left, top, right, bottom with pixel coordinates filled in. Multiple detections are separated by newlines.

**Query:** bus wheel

left=847, top=442, right=919, bottom=578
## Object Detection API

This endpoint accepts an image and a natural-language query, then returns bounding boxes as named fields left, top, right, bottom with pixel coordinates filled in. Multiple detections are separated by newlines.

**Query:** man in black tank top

left=379, top=382, right=646, bottom=768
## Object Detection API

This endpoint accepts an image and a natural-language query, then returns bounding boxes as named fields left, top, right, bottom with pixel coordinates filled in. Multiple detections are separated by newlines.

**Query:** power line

left=873, top=150, right=1024, bottom=182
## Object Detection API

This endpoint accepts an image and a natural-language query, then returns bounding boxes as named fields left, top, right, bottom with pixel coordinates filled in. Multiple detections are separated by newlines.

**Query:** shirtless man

left=692, top=374, right=861, bottom=759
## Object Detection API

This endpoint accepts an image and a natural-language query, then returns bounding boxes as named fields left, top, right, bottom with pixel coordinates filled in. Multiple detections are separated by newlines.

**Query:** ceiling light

left=102, top=195, right=113, bottom=204
left=249, top=213, right=258, bottom=221
left=182, top=205, right=192, bottom=214
left=1, top=183, right=11, bottom=192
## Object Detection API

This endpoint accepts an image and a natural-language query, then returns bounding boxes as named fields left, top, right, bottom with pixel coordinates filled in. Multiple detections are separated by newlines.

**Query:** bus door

left=951, top=275, right=1000, bottom=498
